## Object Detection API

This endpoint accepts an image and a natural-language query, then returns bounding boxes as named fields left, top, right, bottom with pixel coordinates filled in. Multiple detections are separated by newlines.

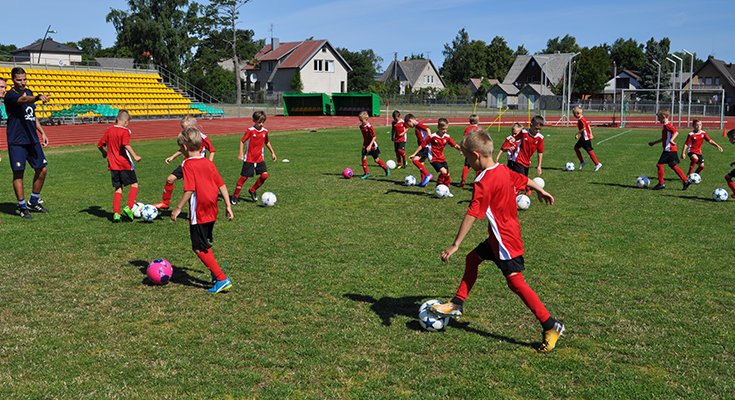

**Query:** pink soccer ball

left=342, top=168, right=353, bottom=179
left=147, top=258, right=173, bottom=285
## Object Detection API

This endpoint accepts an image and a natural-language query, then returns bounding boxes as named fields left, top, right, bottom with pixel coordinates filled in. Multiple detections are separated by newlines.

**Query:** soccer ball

left=636, top=176, right=651, bottom=188
left=516, top=194, right=531, bottom=210
left=418, top=300, right=450, bottom=332
left=435, top=184, right=450, bottom=198
left=140, top=205, right=158, bottom=221
left=688, top=173, right=702, bottom=184
left=261, top=192, right=277, bottom=207
left=132, top=202, right=145, bottom=218
left=564, top=162, right=575, bottom=171
left=342, top=168, right=353, bottom=179
left=532, top=177, right=545, bottom=189
left=404, top=175, right=417, bottom=186
left=147, top=258, right=173, bottom=285
left=713, top=188, right=729, bottom=202
left=386, top=159, right=397, bottom=170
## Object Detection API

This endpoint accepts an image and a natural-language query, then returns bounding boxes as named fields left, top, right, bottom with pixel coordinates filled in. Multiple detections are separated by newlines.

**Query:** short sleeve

left=182, top=161, right=196, bottom=192
left=212, top=164, right=225, bottom=188
left=536, top=137, right=545, bottom=153
left=466, top=181, right=487, bottom=219
left=4, top=89, right=20, bottom=106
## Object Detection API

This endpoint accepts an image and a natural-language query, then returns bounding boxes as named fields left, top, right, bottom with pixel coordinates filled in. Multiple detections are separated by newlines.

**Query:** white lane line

left=598, top=129, right=633, bottom=145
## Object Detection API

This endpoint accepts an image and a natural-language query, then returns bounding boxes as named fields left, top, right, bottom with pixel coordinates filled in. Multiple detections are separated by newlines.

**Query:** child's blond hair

left=181, top=115, right=198, bottom=129
left=178, top=127, right=203, bottom=151
left=657, top=108, right=670, bottom=119
left=468, top=114, right=479, bottom=125
left=461, top=128, right=494, bottom=157
left=358, top=111, right=369, bottom=121
left=572, top=106, right=583, bottom=114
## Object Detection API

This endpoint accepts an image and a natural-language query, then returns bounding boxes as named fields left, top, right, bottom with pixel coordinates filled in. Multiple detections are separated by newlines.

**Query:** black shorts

left=110, top=170, right=138, bottom=188
left=171, top=165, right=184, bottom=179
left=430, top=161, right=449, bottom=172
left=8, top=143, right=48, bottom=171
left=727, top=169, right=735, bottom=178
left=394, top=142, right=406, bottom=152
left=687, top=152, right=704, bottom=164
left=473, top=240, right=526, bottom=277
left=507, top=160, right=529, bottom=176
left=190, top=221, right=215, bottom=252
left=414, top=148, right=429, bottom=162
left=574, top=138, right=593, bottom=151
left=241, top=161, right=267, bottom=177
left=361, top=147, right=381, bottom=158
left=657, top=151, right=680, bottom=167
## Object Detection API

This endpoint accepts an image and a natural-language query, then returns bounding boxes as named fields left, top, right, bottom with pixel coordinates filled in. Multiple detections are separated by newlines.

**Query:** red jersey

left=464, top=125, right=479, bottom=136
left=182, top=156, right=225, bottom=225
left=413, top=122, right=431, bottom=147
left=392, top=119, right=407, bottom=143
left=98, top=125, right=134, bottom=171
left=241, top=127, right=270, bottom=163
left=499, top=135, right=517, bottom=153
left=508, top=130, right=544, bottom=168
left=467, top=164, right=529, bottom=260
left=424, top=133, right=457, bottom=163
left=684, top=130, right=711, bottom=155
left=661, top=123, right=678, bottom=152
left=577, top=116, right=592, bottom=141
left=200, top=132, right=215, bottom=156
left=360, top=122, right=378, bottom=150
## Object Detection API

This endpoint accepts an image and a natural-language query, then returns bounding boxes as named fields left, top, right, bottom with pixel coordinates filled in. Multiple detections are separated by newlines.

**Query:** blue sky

left=2, top=0, right=733, bottom=71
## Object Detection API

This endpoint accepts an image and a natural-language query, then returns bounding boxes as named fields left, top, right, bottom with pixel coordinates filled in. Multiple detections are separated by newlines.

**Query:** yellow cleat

left=537, top=321, right=565, bottom=353
left=428, top=301, right=463, bottom=318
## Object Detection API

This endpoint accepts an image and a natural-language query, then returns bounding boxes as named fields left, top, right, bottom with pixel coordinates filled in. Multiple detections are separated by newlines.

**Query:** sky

left=2, top=0, right=733, bottom=72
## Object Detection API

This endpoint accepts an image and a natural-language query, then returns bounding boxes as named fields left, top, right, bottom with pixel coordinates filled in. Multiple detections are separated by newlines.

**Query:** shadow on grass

left=344, top=293, right=534, bottom=348
left=0, top=202, right=19, bottom=216
left=129, top=259, right=211, bottom=289
left=589, top=182, right=644, bottom=190
left=384, top=189, right=433, bottom=197
left=79, top=205, right=114, bottom=221
left=663, top=194, right=714, bottom=203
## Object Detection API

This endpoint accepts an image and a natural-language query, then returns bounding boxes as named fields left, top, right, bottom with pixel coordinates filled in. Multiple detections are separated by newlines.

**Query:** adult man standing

left=4, top=67, right=50, bottom=219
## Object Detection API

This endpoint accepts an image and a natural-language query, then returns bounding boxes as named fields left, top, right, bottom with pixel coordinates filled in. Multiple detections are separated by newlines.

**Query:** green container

left=331, top=93, right=381, bottom=117
left=282, top=93, right=334, bottom=116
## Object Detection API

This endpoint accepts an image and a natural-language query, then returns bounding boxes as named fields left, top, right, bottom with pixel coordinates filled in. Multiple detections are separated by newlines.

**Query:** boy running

left=681, top=119, right=723, bottom=176
left=404, top=113, right=433, bottom=187
left=357, top=111, right=390, bottom=179
left=648, top=109, right=690, bottom=190
left=724, top=129, right=735, bottom=199
left=417, top=118, right=461, bottom=196
left=391, top=110, right=408, bottom=169
left=231, top=111, right=277, bottom=204
left=572, top=106, right=602, bottom=171
left=507, top=116, right=545, bottom=177
left=459, top=114, right=479, bottom=187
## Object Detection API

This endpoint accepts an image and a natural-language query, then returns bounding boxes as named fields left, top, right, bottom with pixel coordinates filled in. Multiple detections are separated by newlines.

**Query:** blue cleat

left=360, top=173, right=371, bottom=180
left=208, top=277, right=233, bottom=293
left=419, top=173, right=433, bottom=187
left=385, top=167, right=391, bottom=176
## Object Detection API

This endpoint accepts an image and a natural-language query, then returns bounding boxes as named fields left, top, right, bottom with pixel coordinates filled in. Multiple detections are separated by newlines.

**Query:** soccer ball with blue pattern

left=564, top=162, right=575, bottom=171
left=435, top=184, right=450, bottom=198
left=516, top=194, right=531, bottom=210
left=261, top=192, right=277, bottom=207
left=636, top=176, right=650, bottom=188
left=132, top=202, right=146, bottom=218
left=404, top=175, right=417, bottom=186
left=418, top=299, right=450, bottom=332
left=140, top=205, right=158, bottom=221
left=712, top=188, right=729, bottom=202
left=688, top=173, right=702, bottom=184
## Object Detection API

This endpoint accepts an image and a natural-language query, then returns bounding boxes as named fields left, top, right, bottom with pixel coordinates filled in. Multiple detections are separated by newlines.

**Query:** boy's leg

left=249, top=172, right=268, bottom=200
left=233, top=176, right=248, bottom=199
left=361, top=157, right=370, bottom=176
left=655, top=164, right=666, bottom=187
left=155, top=170, right=181, bottom=209
left=574, top=147, right=584, bottom=163
left=127, top=183, right=139, bottom=209
left=506, top=272, right=551, bottom=325
left=695, top=159, right=704, bottom=174
left=113, top=187, right=123, bottom=221
left=412, top=158, right=426, bottom=180
left=587, top=149, right=600, bottom=166
left=726, top=173, right=735, bottom=198
left=196, top=248, right=226, bottom=281
left=374, top=157, right=389, bottom=175
left=430, top=249, right=483, bottom=318
left=460, top=165, right=469, bottom=187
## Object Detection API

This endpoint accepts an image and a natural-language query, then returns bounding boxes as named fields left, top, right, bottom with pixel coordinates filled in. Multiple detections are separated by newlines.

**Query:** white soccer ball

left=132, top=202, right=146, bottom=218
left=386, top=159, right=397, bottom=170
left=435, top=184, right=450, bottom=198
left=404, top=175, right=417, bottom=186
left=418, top=300, right=450, bottom=332
left=713, top=188, right=729, bottom=202
left=564, top=162, right=575, bottom=171
left=636, top=176, right=651, bottom=188
left=140, top=205, right=158, bottom=221
left=532, top=177, right=545, bottom=189
left=688, top=173, right=702, bottom=184
left=516, top=194, right=531, bottom=210
left=261, top=192, right=277, bottom=207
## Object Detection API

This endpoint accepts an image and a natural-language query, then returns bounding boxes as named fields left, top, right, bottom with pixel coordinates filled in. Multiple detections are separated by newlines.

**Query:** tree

left=610, top=38, right=645, bottom=72
left=441, top=29, right=489, bottom=85
left=672, top=51, right=704, bottom=74
left=542, top=35, right=581, bottom=54
left=514, top=45, right=528, bottom=56
left=290, top=72, right=303, bottom=93
left=65, top=37, right=102, bottom=63
left=574, top=46, right=611, bottom=94
left=485, top=36, right=514, bottom=80
left=639, top=37, right=672, bottom=99
left=336, top=48, right=382, bottom=92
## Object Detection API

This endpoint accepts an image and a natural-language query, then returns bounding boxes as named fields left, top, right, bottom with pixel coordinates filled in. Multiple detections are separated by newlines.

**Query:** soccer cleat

left=18, top=208, right=33, bottom=219
left=594, top=163, right=603, bottom=172
left=652, top=184, right=666, bottom=190
left=27, top=203, right=48, bottom=213
left=122, top=206, right=135, bottom=221
left=113, top=213, right=122, bottom=223
left=385, top=167, right=391, bottom=176
left=446, top=190, right=455, bottom=198
left=578, top=160, right=587, bottom=170
left=229, top=195, right=238, bottom=205
left=152, top=201, right=170, bottom=210
left=249, top=189, right=258, bottom=202
left=208, top=277, right=233, bottom=293
left=429, top=302, right=463, bottom=318
left=360, top=173, right=371, bottom=180
left=418, top=173, right=433, bottom=187
left=537, top=321, right=565, bottom=353
left=682, top=180, right=691, bottom=190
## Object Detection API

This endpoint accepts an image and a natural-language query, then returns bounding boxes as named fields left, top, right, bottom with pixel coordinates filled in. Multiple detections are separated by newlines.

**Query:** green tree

left=574, top=46, right=611, bottom=94
left=514, top=45, right=528, bottom=56
left=65, top=37, right=102, bottom=63
left=486, top=36, right=514, bottom=80
left=639, top=37, right=672, bottom=99
left=610, top=38, right=646, bottom=72
left=186, top=64, right=236, bottom=103
left=542, top=35, right=581, bottom=54
left=672, top=51, right=704, bottom=74
left=290, top=72, right=303, bottom=93
left=337, top=48, right=383, bottom=92
left=441, top=29, right=489, bottom=85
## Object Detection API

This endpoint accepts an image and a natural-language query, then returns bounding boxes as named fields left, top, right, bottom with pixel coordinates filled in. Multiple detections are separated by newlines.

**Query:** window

left=705, top=77, right=712, bottom=85
left=326, top=60, right=334, bottom=72
left=341, top=81, right=345, bottom=92
left=715, top=77, right=721, bottom=85
left=425, top=75, right=434, bottom=84
left=314, top=60, right=319, bottom=70
left=267, top=62, right=273, bottom=72
left=266, top=82, right=273, bottom=92
left=322, top=47, right=327, bottom=53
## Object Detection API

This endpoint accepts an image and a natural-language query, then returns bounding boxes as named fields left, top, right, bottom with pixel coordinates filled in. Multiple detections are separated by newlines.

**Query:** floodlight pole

left=683, top=49, right=694, bottom=125
left=566, top=53, right=579, bottom=126
left=671, top=54, right=683, bottom=127
left=666, top=57, right=677, bottom=119
left=613, top=61, right=617, bottom=125
left=37, top=25, right=57, bottom=64
left=652, top=60, right=661, bottom=114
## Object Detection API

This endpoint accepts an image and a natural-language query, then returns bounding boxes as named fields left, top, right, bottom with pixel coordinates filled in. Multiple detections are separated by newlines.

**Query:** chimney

left=271, top=38, right=279, bottom=51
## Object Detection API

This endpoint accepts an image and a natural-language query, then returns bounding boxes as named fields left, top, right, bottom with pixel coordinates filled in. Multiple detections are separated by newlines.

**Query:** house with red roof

left=243, top=38, right=351, bottom=97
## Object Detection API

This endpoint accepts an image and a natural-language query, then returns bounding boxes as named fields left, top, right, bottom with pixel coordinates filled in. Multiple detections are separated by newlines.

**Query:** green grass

left=0, top=124, right=733, bottom=399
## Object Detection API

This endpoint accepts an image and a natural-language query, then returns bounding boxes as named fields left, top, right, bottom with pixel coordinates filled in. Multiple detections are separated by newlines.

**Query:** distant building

left=603, top=69, right=642, bottom=98
left=468, top=77, right=499, bottom=98
left=488, top=53, right=575, bottom=109
left=12, top=38, right=82, bottom=66
left=487, top=84, right=520, bottom=109
left=686, top=56, right=733, bottom=114
left=378, top=59, right=445, bottom=94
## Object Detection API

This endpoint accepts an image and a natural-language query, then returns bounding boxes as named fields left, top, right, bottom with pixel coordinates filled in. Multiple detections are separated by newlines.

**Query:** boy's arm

left=166, top=151, right=182, bottom=164
left=526, top=176, right=554, bottom=205
left=170, top=191, right=193, bottom=222
left=238, top=140, right=245, bottom=160
left=219, top=184, right=234, bottom=220
left=648, top=138, right=662, bottom=146
left=709, top=139, right=724, bottom=152
left=266, top=142, right=277, bottom=161
left=441, top=214, right=477, bottom=262
left=209, top=151, right=215, bottom=161
left=98, top=146, right=107, bottom=158
left=125, top=144, right=142, bottom=162
left=536, top=152, right=543, bottom=176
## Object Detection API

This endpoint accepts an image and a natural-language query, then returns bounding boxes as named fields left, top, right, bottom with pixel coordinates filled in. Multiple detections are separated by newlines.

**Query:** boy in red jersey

left=459, top=114, right=480, bottom=188
left=97, top=110, right=142, bottom=223
left=416, top=118, right=460, bottom=196
left=404, top=113, right=433, bottom=187
left=495, top=123, right=523, bottom=163
left=507, top=116, right=545, bottom=177
left=391, top=110, right=408, bottom=169
left=572, top=106, right=602, bottom=171
left=648, top=109, right=690, bottom=190
left=724, top=129, right=735, bottom=199
left=357, top=111, right=390, bottom=180
left=231, top=111, right=277, bottom=204
left=681, top=119, right=723, bottom=176
left=429, top=128, right=564, bottom=353
left=153, top=115, right=215, bottom=210
left=171, top=128, right=234, bottom=293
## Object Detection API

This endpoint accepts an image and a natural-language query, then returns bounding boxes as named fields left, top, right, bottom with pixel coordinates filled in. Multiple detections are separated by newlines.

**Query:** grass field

left=0, top=124, right=733, bottom=399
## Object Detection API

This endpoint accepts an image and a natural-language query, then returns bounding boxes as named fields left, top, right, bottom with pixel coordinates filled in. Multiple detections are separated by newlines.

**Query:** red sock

left=195, top=248, right=226, bottom=281
left=162, top=182, right=174, bottom=205
left=506, top=272, right=551, bottom=324
left=657, top=164, right=665, bottom=185
left=726, top=175, right=735, bottom=194
left=695, top=164, right=704, bottom=174
left=233, top=176, right=248, bottom=198
left=127, top=186, right=138, bottom=208
left=362, top=159, right=369, bottom=174
left=672, top=165, right=687, bottom=182
left=398, top=149, right=407, bottom=165
left=113, top=192, right=122, bottom=214
left=444, top=173, right=451, bottom=186
left=376, top=159, right=388, bottom=171
left=575, top=148, right=584, bottom=163
left=251, top=172, right=268, bottom=192
left=412, top=159, right=427, bottom=179
left=461, top=165, right=469, bottom=182
left=588, top=150, right=600, bottom=165
left=687, top=161, right=695, bottom=176
left=455, top=251, right=482, bottom=302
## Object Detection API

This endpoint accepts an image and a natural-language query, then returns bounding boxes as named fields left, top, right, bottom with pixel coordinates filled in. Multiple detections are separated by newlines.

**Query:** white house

left=378, top=59, right=445, bottom=94
left=12, top=38, right=82, bottom=66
